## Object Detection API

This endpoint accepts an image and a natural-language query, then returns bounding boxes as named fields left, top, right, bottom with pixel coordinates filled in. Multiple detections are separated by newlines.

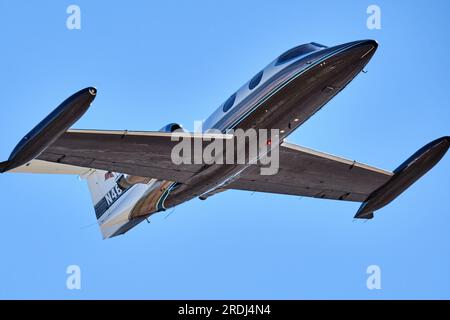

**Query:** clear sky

left=0, top=0, right=449, bottom=299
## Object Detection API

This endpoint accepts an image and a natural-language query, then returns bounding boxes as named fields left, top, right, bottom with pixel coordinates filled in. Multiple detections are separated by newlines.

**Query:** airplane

left=1, top=39, right=448, bottom=239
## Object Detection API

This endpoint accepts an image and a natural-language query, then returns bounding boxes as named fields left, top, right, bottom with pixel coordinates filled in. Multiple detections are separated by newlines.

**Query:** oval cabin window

left=248, top=71, right=264, bottom=90
left=222, top=93, right=237, bottom=112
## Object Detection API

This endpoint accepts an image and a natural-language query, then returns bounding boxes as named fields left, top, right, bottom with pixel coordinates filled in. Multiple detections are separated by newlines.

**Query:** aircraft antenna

left=80, top=221, right=99, bottom=230
left=164, top=207, right=176, bottom=219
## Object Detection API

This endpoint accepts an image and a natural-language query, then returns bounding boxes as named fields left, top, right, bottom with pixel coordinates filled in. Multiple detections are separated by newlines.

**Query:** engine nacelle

left=115, top=122, right=184, bottom=189
left=159, top=123, right=185, bottom=133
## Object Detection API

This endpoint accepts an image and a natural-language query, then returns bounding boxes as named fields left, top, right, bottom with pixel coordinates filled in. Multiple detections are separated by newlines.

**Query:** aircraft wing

left=225, top=141, right=394, bottom=202
left=17, top=130, right=393, bottom=201
left=3, top=87, right=447, bottom=225
left=30, top=129, right=232, bottom=182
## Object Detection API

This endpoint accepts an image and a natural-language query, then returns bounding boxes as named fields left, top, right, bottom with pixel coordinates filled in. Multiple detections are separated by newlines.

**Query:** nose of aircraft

left=88, top=87, right=97, bottom=96
left=326, top=39, right=378, bottom=58
left=342, top=39, right=378, bottom=49
left=357, top=39, right=378, bottom=47
left=305, top=39, right=379, bottom=69
left=349, top=39, right=378, bottom=55
left=331, top=39, right=379, bottom=69
left=358, top=39, right=378, bottom=56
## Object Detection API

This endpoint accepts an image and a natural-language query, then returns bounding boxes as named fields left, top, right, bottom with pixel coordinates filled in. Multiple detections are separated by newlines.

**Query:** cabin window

left=275, top=43, right=323, bottom=66
left=249, top=71, right=264, bottom=90
left=222, top=93, right=237, bottom=112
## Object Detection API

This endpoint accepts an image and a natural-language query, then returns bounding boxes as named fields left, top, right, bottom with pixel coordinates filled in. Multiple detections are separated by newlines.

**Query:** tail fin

left=85, top=170, right=124, bottom=221
left=84, top=169, right=139, bottom=239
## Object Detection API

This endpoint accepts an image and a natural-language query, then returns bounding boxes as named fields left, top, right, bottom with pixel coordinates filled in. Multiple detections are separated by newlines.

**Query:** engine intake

left=159, top=123, right=184, bottom=133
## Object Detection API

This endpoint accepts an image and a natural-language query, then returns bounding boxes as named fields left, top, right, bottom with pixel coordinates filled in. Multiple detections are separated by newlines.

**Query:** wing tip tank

left=0, top=161, right=9, bottom=173
left=1, top=87, right=97, bottom=173
left=354, top=136, right=450, bottom=219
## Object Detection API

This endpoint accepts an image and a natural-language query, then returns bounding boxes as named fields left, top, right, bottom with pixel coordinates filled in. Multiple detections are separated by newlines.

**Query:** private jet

left=1, top=39, right=448, bottom=239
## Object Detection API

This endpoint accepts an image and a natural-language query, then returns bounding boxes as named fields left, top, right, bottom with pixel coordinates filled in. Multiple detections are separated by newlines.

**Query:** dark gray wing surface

left=37, top=129, right=232, bottom=182
left=225, top=142, right=393, bottom=202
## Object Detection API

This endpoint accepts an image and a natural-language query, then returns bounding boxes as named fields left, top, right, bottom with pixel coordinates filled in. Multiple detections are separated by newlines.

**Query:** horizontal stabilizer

left=355, top=136, right=450, bottom=219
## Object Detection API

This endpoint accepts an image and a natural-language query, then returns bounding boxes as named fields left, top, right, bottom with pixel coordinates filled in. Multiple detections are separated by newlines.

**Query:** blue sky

left=0, top=0, right=449, bottom=299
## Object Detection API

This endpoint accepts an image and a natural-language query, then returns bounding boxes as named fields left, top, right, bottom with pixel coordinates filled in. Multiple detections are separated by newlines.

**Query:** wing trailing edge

left=8, top=159, right=92, bottom=176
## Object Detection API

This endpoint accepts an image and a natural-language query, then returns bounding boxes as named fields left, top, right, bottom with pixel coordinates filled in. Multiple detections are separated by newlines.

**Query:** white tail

left=8, top=160, right=154, bottom=239
left=85, top=169, right=148, bottom=239
left=85, top=170, right=127, bottom=221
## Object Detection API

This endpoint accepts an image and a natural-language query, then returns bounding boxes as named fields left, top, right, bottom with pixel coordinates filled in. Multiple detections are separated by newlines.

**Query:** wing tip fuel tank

left=355, top=136, right=450, bottom=219
left=0, top=161, right=9, bottom=173
left=0, top=87, right=97, bottom=173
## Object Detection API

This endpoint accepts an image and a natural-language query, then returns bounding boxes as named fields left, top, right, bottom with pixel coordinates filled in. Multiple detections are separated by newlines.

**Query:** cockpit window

left=275, top=43, right=326, bottom=66
left=222, top=93, right=237, bottom=112
left=249, top=70, right=264, bottom=90
left=310, top=42, right=328, bottom=49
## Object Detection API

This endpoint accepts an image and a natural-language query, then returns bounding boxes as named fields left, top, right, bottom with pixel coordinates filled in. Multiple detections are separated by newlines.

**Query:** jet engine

left=159, top=123, right=185, bottom=133
left=115, top=123, right=184, bottom=189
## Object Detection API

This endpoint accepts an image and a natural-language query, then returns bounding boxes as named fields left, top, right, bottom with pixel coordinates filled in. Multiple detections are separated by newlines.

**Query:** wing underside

left=34, top=129, right=233, bottom=182
left=225, top=142, right=393, bottom=202
left=13, top=129, right=393, bottom=203
left=7, top=128, right=448, bottom=221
